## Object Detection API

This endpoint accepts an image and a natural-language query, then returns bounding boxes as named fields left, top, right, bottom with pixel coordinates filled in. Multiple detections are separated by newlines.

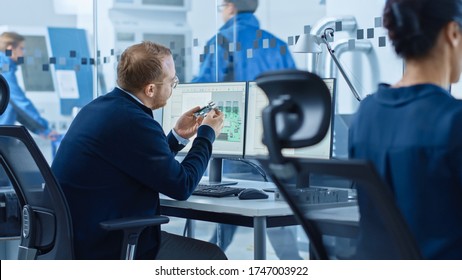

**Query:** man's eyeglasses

left=171, top=75, right=179, bottom=89
left=217, top=3, right=229, bottom=12
left=154, top=75, right=179, bottom=89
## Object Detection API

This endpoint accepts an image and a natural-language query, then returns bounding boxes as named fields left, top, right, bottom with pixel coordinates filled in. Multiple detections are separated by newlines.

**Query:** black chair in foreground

left=255, top=70, right=422, bottom=259
left=0, top=74, right=169, bottom=260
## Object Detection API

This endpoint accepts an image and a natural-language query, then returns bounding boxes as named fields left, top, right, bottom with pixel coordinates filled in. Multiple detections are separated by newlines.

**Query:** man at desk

left=51, top=41, right=227, bottom=260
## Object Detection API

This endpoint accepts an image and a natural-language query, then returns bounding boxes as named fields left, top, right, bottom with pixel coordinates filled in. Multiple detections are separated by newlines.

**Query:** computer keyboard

left=192, top=185, right=246, bottom=198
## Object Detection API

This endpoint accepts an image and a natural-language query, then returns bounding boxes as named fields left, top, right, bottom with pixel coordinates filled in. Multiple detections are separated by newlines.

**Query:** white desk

left=160, top=180, right=358, bottom=259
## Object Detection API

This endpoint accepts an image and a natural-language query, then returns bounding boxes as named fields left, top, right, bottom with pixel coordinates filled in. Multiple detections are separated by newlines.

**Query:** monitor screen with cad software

left=162, top=82, right=247, bottom=157
left=245, top=78, right=336, bottom=159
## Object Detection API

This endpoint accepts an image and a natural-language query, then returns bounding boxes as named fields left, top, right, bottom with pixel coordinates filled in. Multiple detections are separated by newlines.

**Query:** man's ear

left=446, top=21, right=462, bottom=48
left=144, top=83, right=156, bottom=98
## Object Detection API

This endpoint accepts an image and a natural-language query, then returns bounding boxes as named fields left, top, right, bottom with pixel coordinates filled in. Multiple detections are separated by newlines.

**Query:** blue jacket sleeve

left=3, top=70, right=50, bottom=135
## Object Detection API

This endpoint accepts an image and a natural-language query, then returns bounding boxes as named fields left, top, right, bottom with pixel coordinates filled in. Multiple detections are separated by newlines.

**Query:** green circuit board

left=217, top=101, right=242, bottom=142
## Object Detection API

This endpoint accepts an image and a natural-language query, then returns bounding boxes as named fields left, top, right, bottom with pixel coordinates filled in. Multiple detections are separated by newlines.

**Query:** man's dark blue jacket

left=51, top=87, right=215, bottom=259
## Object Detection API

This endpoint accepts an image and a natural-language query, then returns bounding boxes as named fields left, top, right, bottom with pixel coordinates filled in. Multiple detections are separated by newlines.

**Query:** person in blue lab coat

left=193, top=0, right=301, bottom=259
left=349, top=0, right=462, bottom=259
left=52, top=41, right=227, bottom=260
left=0, top=32, right=57, bottom=140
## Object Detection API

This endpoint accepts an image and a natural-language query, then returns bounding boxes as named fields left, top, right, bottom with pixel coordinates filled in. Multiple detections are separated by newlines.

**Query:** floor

left=0, top=219, right=308, bottom=260
left=162, top=217, right=309, bottom=260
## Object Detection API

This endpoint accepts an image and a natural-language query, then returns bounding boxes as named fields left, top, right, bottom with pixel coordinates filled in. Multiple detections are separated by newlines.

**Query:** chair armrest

left=100, top=216, right=170, bottom=260
left=99, top=216, right=170, bottom=231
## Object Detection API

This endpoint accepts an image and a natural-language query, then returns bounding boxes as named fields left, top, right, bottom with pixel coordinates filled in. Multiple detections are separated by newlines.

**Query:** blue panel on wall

left=48, top=27, right=93, bottom=115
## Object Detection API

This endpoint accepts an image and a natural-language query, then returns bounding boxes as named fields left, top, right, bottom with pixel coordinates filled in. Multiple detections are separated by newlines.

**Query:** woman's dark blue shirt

left=349, top=83, right=462, bottom=259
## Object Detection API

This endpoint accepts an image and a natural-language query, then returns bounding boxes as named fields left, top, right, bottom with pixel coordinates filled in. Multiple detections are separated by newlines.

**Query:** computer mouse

left=238, top=188, right=269, bottom=200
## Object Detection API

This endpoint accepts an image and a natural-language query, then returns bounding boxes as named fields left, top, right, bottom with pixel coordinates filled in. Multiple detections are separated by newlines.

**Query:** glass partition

left=0, top=0, right=410, bottom=162
left=0, top=0, right=415, bottom=260
left=0, top=0, right=95, bottom=163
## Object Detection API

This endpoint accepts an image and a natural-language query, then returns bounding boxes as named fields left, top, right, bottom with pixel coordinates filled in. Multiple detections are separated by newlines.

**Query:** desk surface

left=160, top=179, right=357, bottom=218
left=160, top=179, right=359, bottom=259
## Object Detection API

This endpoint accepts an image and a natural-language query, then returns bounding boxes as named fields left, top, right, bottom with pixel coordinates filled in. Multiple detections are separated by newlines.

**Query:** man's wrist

left=172, top=129, right=190, bottom=146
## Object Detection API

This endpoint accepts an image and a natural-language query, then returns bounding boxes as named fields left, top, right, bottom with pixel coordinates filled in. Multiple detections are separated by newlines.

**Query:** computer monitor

left=245, top=78, right=336, bottom=159
left=162, top=82, right=247, bottom=185
left=21, top=35, right=55, bottom=92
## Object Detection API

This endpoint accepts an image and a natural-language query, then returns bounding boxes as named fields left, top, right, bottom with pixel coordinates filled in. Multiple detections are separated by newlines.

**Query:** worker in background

left=0, top=32, right=57, bottom=140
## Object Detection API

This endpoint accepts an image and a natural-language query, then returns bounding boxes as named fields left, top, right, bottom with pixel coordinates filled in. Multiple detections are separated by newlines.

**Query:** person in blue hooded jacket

left=0, top=32, right=57, bottom=140
left=192, top=0, right=296, bottom=83
left=193, top=0, right=301, bottom=259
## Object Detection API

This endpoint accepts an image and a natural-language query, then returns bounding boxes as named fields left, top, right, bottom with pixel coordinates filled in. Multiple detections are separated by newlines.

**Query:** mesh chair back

left=0, top=126, right=73, bottom=259
left=259, top=158, right=422, bottom=259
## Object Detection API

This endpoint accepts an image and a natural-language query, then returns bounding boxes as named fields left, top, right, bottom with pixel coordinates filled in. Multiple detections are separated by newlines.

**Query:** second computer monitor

left=245, top=78, right=336, bottom=159
left=162, top=82, right=247, bottom=157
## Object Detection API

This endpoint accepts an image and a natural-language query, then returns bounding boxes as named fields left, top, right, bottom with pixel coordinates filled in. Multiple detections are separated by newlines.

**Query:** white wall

left=0, top=0, right=77, bottom=27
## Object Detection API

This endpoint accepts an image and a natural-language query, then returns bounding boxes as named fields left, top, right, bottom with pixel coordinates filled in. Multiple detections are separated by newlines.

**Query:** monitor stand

left=199, top=158, right=238, bottom=187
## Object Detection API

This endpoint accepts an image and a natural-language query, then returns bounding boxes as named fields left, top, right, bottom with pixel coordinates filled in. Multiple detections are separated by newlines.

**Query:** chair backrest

left=0, top=126, right=74, bottom=259
left=0, top=68, right=72, bottom=259
left=259, top=158, right=422, bottom=259
left=256, top=70, right=422, bottom=259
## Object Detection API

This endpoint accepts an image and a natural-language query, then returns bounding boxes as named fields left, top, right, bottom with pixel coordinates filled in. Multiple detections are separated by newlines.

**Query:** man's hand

left=41, top=130, right=60, bottom=141
left=201, top=109, right=224, bottom=138
left=174, top=106, right=204, bottom=139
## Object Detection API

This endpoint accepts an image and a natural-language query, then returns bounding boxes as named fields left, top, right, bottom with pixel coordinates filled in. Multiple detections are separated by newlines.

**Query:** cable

left=224, top=158, right=269, bottom=182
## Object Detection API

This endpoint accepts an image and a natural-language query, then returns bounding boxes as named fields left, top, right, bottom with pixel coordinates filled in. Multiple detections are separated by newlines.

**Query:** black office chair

left=255, top=70, right=422, bottom=259
left=0, top=74, right=169, bottom=260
